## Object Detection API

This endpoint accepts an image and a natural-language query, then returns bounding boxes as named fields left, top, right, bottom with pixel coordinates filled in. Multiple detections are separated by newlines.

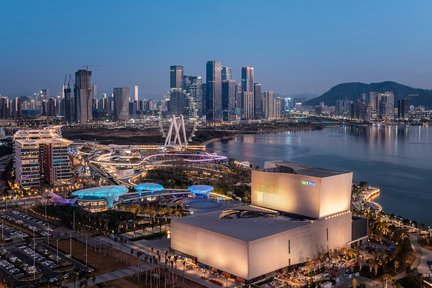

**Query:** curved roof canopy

left=135, top=183, right=164, bottom=192
left=71, top=185, right=128, bottom=207
left=188, top=185, right=214, bottom=195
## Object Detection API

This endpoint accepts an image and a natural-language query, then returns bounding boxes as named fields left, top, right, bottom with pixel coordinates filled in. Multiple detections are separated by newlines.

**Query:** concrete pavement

left=97, top=236, right=235, bottom=288
left=66, top=264, right=150, bottom=288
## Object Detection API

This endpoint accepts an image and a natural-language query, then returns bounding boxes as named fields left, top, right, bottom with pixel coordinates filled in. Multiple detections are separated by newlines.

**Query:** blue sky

left=1, top=0, right=432, bottom=98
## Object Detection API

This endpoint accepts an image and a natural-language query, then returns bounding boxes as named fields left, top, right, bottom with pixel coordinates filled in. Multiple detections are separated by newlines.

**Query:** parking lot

left=0, top=223, right=29, bottom=243
left=1, top=210, right=54, bottom=237
left=0, top=211, right=89, bottom=287
left=0, top=241, right=89, bottom=288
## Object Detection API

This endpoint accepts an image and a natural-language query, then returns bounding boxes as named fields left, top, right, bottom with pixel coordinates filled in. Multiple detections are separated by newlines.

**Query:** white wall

left=171, top=212, right=353, bottom=280
left=319, top=173, right=353, bottom=218
left=171, top=221, right=249, bottom=279
left=252, top=170, right=322, bottom=218
left=170, top=221, right=197, bottom=257
left=247, top=212, right=352, bottom=279
left=252, top=170, right=352, bottom=219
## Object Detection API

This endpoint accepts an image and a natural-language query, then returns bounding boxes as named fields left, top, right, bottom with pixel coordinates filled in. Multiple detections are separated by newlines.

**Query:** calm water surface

left=207, top=125, right=432, bottom=225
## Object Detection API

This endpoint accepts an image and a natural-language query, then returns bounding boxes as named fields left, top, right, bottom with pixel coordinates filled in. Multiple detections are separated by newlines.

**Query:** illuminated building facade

left=171, top=161, right=366, bottom=283
left=14, top=127, right=72, bottom=189
left=251, top=161, right=352, bottom=218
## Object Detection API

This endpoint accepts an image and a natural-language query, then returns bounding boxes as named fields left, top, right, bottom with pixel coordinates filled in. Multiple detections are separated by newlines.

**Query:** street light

left=56, top=239, right=59, bottom=264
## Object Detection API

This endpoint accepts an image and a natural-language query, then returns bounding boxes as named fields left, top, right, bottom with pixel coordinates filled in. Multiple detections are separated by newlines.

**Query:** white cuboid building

left=171, top=161, right=366, bottom=283
left=171, top=208, right=352, bottom=282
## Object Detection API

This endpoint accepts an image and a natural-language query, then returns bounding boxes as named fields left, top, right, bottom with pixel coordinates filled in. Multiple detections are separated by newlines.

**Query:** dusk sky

left=1, top=0, right=432, bottom=99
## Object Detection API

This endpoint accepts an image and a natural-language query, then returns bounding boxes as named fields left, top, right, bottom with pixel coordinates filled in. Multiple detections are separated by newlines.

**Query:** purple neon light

left=143, top=153, right=227, bottom=163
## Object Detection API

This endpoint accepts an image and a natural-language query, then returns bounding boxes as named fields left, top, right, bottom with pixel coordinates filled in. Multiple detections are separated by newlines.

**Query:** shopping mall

left=170, top=161, right=368, bottom=283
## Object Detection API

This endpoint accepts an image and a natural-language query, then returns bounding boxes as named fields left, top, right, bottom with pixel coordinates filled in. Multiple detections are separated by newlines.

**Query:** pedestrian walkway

left=409, top=233, right=432, bottom=276
left=66, top=264, right=150, bottom=288
left=96, top=236, right=236, bottom=288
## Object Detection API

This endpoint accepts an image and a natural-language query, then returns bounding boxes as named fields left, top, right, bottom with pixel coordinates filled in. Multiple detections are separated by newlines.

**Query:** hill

left=306, top=81, right=432, bottom=107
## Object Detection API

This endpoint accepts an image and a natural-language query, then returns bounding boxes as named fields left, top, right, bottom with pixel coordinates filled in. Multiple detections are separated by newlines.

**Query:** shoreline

left=201, top=126, right=320, bottom=146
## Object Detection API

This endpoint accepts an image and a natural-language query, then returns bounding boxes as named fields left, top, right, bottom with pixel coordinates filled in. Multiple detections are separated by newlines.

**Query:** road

left=409, top=233, right=432, bottom=276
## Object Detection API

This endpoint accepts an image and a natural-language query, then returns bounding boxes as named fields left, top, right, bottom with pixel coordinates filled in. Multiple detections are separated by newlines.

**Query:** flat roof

left=173, top=206, right=311, bottom=242
left=263, top=161, right=349, bottom=178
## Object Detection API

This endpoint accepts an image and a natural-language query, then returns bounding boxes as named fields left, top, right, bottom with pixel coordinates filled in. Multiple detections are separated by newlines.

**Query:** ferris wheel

left=158, top=88, right=199, bottom=147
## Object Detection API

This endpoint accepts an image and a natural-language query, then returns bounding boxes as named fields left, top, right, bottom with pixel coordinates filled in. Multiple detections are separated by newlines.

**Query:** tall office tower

left=254, top=83, right=263, bottom=118
left=14, top=127, right=72, bottom=188
left=74, top=69, right=93, bottom=123
left=134, top=85, right=139, bottom=102
left=241, top=67, right=254, bottom=93
left=129, top=101, right=136, bottom=116
left=235, top=83, right=242, bottom=117
left=40, top=89, right=49, bottom=100
left=168, top=88, right=189, bottom=116
left=91, top=85, right=97, bottom=100
left=222, top=80, right=236, bottom=121
left=368, top=91, right=394, bottom=120
left=263, top=91, right=281, bottom=119
left=0, top=97, right=9, bottom=119
left=47, top=97, right=56, bottom=116
left=275, top=97, right=281, bottom=119
left=378, top=91, right=394, bottom=120
left=205, top=60, right=222, bottom=122
left=41, top=100, right=48, bottom=116
left=101, top=93, right=107, bottom=112
left=113, top=87, right=130, bottom=121
left=170, top=65, right=184, bottom=89
left=61, top=84, right=65, bottom=99
left=64, top=83, right=73, bottom=122
left=221, top=66, right=232, bottom=81
left=201, top=83, right=206, bottom=114
left=398, top=99, right=409, bottom=120
left=242, top=91, right=254, bottom=119
left=183, top=75, right=203, bottom=117
left=241, top=67, right=255, bottom=119
left=108, top=94, right=115, bottom=114
left=11, top=97, right=21, bottom=119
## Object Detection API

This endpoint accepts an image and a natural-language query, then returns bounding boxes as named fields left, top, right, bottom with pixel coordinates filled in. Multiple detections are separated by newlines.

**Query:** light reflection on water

left=207, top=126, right=432, bottom=225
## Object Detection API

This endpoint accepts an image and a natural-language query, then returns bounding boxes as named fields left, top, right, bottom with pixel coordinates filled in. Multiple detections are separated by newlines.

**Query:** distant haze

left=1, top=1, right=432, bottom=98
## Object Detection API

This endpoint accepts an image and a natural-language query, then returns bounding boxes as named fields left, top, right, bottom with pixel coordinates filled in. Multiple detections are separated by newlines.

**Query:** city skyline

left=1, top=0, right=432, bottom=98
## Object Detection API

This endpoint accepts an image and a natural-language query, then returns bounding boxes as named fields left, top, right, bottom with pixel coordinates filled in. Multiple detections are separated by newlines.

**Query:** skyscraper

left=241, top=67, right=254, bottom=93
left=378, top=92, right=394, bottom=120
left=398, top=98, right=409, bottom=120
left=134, top=85, right=139, bottom=102
left=206, top=60, right=222, bottom=122
left=183, top=75, right=202, bottom=117
left=113, top=88, right=130, bottom=121
left=74, top=69, right=93, bottom=123
left=222, top=80, right=236, bottom=121
left=254, top=83, right=262, bottom=118
left=367, top=91, right=394, bottom=120
left=170, top=65, right=184, bottom=89
left=263, top=91, right=281, bottom=119
left=168, top=88, right=189, bottom=116
left=241, top=67, right=255, bottom=119
left=242, top=91, right=254, bottom=120
left=221, top=66, right=232, bottom=81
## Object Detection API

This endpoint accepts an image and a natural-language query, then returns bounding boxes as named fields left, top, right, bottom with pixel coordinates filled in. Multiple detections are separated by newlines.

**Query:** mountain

left=281, top=93, right=319, bottom=100
left=306, top=81, right=432, bottom=107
